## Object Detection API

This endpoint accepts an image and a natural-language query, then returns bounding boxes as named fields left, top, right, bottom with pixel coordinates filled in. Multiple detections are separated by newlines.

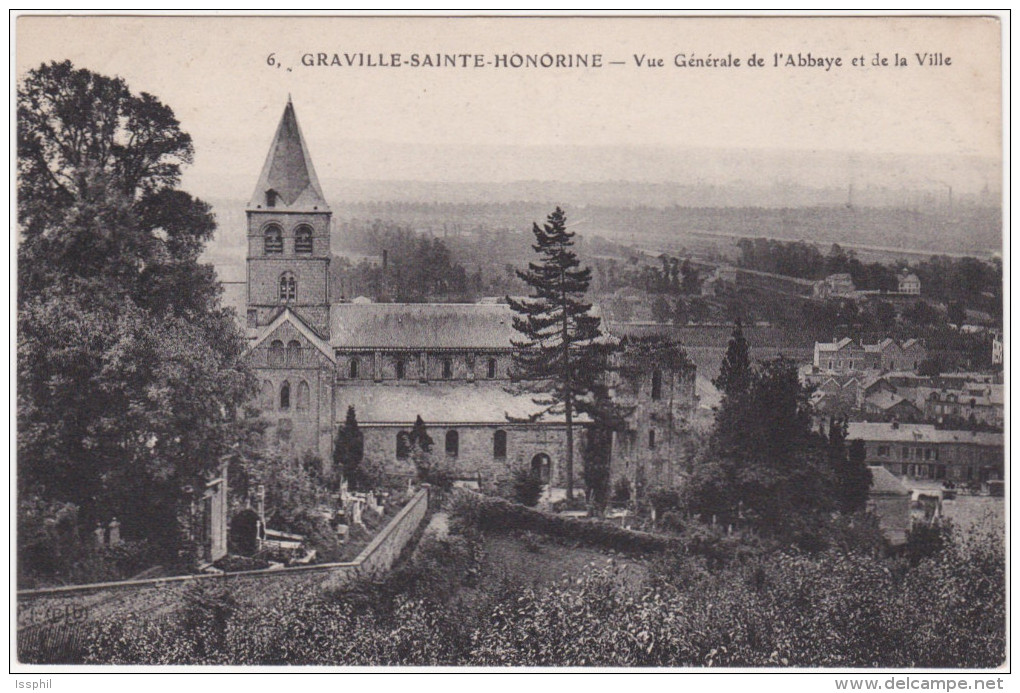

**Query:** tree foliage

left=690, top=357, right=835, bottom=535
left=333, top=406, right=365, bottom=490
left=17, top=61, right=255, bottom=558
left=508, top=207, right=606, bottom=498
left=713, top=320, right=751, bottom=398
left=832, top=426, right=873, bottom=514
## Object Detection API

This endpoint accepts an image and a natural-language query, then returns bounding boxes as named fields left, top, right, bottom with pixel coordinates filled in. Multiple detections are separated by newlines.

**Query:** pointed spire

left=248, top=99, right=329, bottom=211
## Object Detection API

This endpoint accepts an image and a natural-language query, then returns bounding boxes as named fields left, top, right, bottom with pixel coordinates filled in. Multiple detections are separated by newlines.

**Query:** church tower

left=246, top=98, right=331, bottom=338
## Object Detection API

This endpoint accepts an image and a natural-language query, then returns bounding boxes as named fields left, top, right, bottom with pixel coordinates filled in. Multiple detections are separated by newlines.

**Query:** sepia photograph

left=12, top=12, right=1006, bottom=677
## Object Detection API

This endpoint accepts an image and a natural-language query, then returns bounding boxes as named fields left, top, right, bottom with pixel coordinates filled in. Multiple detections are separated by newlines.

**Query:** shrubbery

left=12, top=498, right=998, bottom=668
left=511, top=468, right=545, bottom=507
left=61, top=519, right=1003, bottom=667
left=18, top=496, right=164, bottom=588
left=450, top=489, right=678, bottom=554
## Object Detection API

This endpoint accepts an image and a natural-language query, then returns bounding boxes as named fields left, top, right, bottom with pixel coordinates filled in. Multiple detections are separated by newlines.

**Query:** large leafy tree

left=508, top=207, right=605, bottom=499
left=17, top=61, right=255, bottom=553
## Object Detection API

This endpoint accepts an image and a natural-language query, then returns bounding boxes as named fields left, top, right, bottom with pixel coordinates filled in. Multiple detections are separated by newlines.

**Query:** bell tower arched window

left=349, top=358, right=359, bottom=379
left=295, top=225, right=313, bottom=254
left=395, top=359, right=405, bottom=380
left=493, top=430, right=507, bottom=459
left=264, top=224, right=283, bottom=254
left=487, top=358, right=497, bottom=379
left=279, top=272, right=296, bottom=302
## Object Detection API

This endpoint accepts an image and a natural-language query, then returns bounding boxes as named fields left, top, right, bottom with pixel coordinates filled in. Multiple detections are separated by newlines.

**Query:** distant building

left=897, top=272, right=921, bottom=295
left=812, top=338, right=926, bottom=373
left=806, top=373, right=863, bottom=416
left=862, top=390, right=924, bottom=422
left=813, top=337, right=860, bottom=371
left=922, top=382, right=1004, bottom=429
left=823, top=273, right=856, bottom=297
left=847, top=421, right=1004, bottom=484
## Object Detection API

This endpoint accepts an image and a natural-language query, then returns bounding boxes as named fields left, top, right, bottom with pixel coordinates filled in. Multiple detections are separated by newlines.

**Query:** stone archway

left=530, top=453, right=552, bottom=484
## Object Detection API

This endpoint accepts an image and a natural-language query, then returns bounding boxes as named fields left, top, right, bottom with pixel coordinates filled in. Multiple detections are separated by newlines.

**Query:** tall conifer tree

left=714, top=320, right=752, bottom=398
left=508, top=207, right=604, bottom=499
left=333, top=405, right=365, bottom=489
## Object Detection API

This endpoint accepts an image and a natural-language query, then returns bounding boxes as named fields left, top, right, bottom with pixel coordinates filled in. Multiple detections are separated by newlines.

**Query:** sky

left=16, top=15, right=1003, bottom=198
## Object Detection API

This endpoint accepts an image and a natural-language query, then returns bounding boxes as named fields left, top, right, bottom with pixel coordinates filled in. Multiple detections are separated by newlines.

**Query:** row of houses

left=811, top=337, right=928, bottom=374
left=848, top=421, right=1004, bottom=485
left=806, top=368, right=1004, bottom=429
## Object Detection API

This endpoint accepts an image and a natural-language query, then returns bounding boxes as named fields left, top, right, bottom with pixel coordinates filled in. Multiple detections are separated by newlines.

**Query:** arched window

left=268, top=340, right=285, bottom=367
left=286, top=340, right=302, bottom=366
left=648, top=429, right=656, bottom=449
left=651, top=369, right=663, bottom=401
left=396, top=432, right=410, bottom=460
left=294, top=225, right=313, bottom=254
left=260, top=380, right=274, bottom=408
left=445, top=430, right=459, bottom=457
left=395, top=359, right=405, bottom=380
left=296, top=380, right=310, bottom=411
left=264, top=224, right=283, bottom=253
left=487, top=358, right=497, bottom=379
left=493, top=430, right=507, bottom=459
left=442, top=358, right=452, bottom=379
left=279, top=272, right=296, bottom=302
left=280, top=381, right=291, bottom=410
left=349, top=358, right=359, bottom=379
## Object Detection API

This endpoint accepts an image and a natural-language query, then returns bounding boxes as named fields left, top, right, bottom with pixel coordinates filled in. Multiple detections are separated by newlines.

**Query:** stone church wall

left=359, top=424, right=584, bottom=484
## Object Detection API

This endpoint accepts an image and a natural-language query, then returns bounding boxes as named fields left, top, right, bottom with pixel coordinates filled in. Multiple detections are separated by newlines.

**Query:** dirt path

left=423, top=511, right=449, bottom=540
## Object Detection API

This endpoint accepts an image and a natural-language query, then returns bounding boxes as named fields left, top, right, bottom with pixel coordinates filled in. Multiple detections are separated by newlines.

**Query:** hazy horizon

left=182, top=143, right=1000, bottom=204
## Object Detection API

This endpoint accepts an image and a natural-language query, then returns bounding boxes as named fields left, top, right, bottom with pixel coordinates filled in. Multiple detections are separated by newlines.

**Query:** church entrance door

left=530, top=453, right=551, bottom=484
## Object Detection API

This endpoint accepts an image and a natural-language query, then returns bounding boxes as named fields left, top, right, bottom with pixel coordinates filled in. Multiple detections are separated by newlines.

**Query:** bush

left=17, top=497, right=164, bottom=587
left=511, top=468, right=544, bottom=507
left=213, top=555, right=271, bottom=573
left=649, top=488, right=681, bottom=515
left=905, top=521, right=952, bottom=565
left=471, top=527, right=1004, bottom=667
left=551, top=495, right=588, bottom=513
left=449, top=489, right=677, bottom=554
